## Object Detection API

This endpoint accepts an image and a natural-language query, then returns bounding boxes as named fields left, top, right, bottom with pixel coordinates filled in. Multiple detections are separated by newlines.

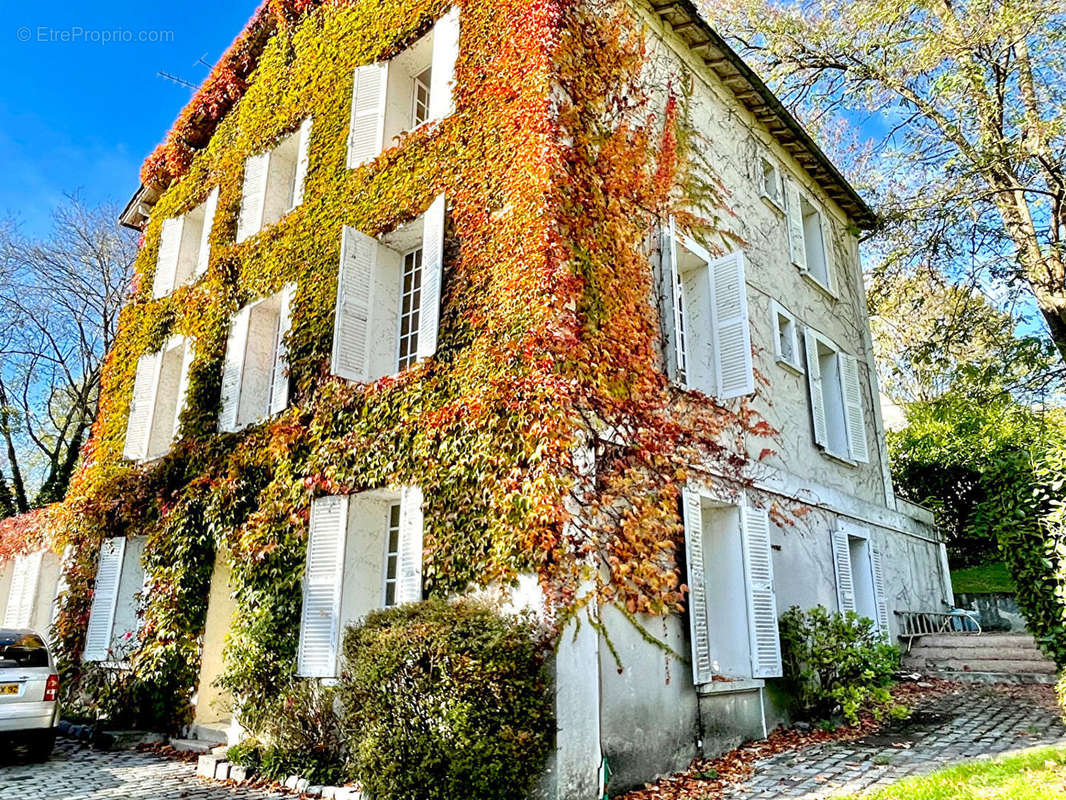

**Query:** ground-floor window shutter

left=83, top=538, right=126, bottom=662
left=195, top=188, right=220, bottom=278
left=236, top=153, right=270, bottom=243
left=219, top=307, right=251, bottom=433
left=871, top=543, right=890, bottom=635
left=396, top=487, right=425, bottom=605
left=3, top=551, right=43, bottom=629
left=840, top=354, right=869, bottom=463
left=682, top=487, right=713, bottom=685
left=124, top=352, right=162, bottom=461
left=270, top=285, right=295, bottom=415
left=347, top=63, right=388, bottom=169
left=831, top=527, right=855, bottom=614
left=417, top=196, right=446, bottom=361
left=709, top=251, right=754, bottom=398
left=805, top=328, right=828, bottom=448
left=297, top=496, right=348, bottom=678
left=332, top=227, right=377, bottom=383
left=741, top=502, right=781, bottom=678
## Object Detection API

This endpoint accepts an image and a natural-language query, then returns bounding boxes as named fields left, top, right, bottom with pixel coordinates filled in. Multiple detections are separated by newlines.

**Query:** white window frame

left=236, top=119, right=313, bottom=243
left=152, top=188, right=218, bottom=299
left=123, top=335, right=195, bottom=463
left=804, top=328, right=869, bottom=464
left=759, top=154, right=784, bottom=214
left=771, top=300, right=803, bottom=373
left=381, top=502, right=402, bottom=608
left=785, top=178, right=837, bottom=297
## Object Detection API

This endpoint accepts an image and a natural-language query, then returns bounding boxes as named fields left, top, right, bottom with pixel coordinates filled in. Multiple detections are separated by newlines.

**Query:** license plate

left=0, top=684, right=18, bottom=696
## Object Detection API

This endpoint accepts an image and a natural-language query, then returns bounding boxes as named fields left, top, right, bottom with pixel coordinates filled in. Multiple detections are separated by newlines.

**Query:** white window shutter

left=871, top=542, right=891, bottom=635
left=237, top=153, right=270, bottom=243
left=832, top=527, right=855, bottom=614
left=195, top=188, right=220, bottom=277
left=297, top=496, right=348, bottom=678
left=820, top=213, right=837, bottom=293
left=741, top=502, right=781, bottom=678
left=172, top=339, right=196, bottom=441
left=219, top=307, right=251, bottom=433
left=332, top=227, right=377, bottom=382
left=429, top=7, right=461, bottom=121
left=153, top=218, right=183, bottom=298
left=659, top=220, right=685, bottom=383
left=708, top=251, right=754, bottom=398
left=291, top=118, right=313, bottom=208
left=3, top=551, right=43, bottom=629
left=83, top=538, right=126, bottom=662
left=347, top=63, right=388, bottom=168
left=785, top=178, right=807, bottom=272
left=270, top=285, right=295, bottom=415
left=396, top=486, right=425, bottom=605
left=681, top=488, right=713, bottom=685
left=840, top=354, right=869, bottom=463
left=124, top=352, right=162, bottom=461
left=418, top=195, right=446, bottom=360
left=804, top=328, right=828, bottom=448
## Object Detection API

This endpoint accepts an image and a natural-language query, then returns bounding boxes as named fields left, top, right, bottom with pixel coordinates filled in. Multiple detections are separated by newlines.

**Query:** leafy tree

left=705, top=0, right=1066, bottom=361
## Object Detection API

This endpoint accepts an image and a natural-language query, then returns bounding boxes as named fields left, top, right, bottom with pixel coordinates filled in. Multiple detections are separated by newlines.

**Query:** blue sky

left=1, top=0, right=256, bottom=236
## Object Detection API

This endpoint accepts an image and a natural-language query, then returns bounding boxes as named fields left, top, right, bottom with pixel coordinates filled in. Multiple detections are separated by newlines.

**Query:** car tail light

left=44, top=674, right=59, bottom=702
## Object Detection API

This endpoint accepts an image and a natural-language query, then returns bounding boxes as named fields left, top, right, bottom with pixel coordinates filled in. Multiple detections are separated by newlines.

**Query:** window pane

left=397, top=248, right=423, bottom=372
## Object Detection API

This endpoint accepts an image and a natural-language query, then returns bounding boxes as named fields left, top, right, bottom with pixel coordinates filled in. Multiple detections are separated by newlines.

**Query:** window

left=659, top=221, right=754, bottom=399
left=236, top=118, right=313, bottom=243
left=297, top=488, right=424, bottom=678
left=347, top=9, right=460, bottom=168
left=3, top=551, right=43, bottom=629
left=784, top=178, right=836, bottom=294
left=682, top=488, right=781, bottom=684
left=771, top=301, right=802, bottom=372
left=83, top=536, right=147, bottom=663
left=332, top=196, right=446, bottom=383
left=124, top=336, right=195, bottom=462
left=804, top=327, right=870, bottom=463
left=152, top=188, right=219, bottom=298
left=832, top=524, right=890, bottom=634
left=219, top=285, right=295, bottom=433
left=759, top=155, right=783, bottom=211
left=0, top=632, right=48, bottom=669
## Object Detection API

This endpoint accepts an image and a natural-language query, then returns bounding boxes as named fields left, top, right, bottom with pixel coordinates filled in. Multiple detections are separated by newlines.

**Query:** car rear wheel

left=29, top=729, right=55, bottom=761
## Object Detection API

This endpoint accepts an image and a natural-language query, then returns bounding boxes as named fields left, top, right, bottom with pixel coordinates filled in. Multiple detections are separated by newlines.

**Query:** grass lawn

left=951, top=561, right=1016, bottom=594
left=836, top=746, right=1066, bottom=799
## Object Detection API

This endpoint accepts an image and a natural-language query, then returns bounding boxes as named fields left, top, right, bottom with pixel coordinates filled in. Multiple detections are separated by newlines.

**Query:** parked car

left=0, top=629, right=60, bottom=760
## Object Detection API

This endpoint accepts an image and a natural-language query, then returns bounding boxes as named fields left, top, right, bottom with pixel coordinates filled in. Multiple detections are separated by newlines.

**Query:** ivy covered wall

left=50, top=0, right=766, bottom=732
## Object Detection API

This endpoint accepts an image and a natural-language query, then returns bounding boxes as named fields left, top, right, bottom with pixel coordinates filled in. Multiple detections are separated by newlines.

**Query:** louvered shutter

left=219, top=307, right=251, bottom=433
left=297, top=496, right=348, bottom=678
left=332, top=227, right=376, bottom=382
left=682, top=488, right=713, bottom=685
left=270, top=285, right=295, bottom=415
left=840, top=354, right=869, bottom=463
left=83, top=538, right=125, bottom=662
left=832, top=527, right=855, bottom=614
left=804, top=328, right=828, bottom=448
left=124, top=352, right=162, bottom=461
left=708, top=251, right=754, bottom=398
left=347, top=63, right=388, bottom=168
left=153, top=218, right=183, bottom=298
left=785, top=178, right=807, bottom=272
left=172, top=338, right=196, bottom=441
left=3, top=551, right=42, bottom=629
left=396, top=487, right=425, bottom=605
left=741, top=503, right=781, bottom=678
left=236, top=153, right=270, bottom=243
left=871, top=543, right=891, bottom=635
left=820, top=212, right=837, bottom=294
left=291, top=118, right=313, bottom=208
left=418, top=195, right=446, bottom=360
left=195, top=188, right=219, bottom=277
left=429, top=8, right=461, bottom=121
left=659, top=219, right=685, bottom=383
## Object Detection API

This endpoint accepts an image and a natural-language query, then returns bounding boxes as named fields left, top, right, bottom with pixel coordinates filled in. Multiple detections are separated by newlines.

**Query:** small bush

left=779, top=605, right=904, bottom=726
left=338, top=598, right=556, bottom=800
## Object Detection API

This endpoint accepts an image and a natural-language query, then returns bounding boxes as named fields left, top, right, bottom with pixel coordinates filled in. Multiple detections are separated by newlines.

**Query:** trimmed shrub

left=779, top=605, right=904, bottom=726
left=338, top=598, right=555, bottom=800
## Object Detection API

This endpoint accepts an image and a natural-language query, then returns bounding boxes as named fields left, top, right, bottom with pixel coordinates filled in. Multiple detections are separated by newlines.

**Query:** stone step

left=170, top=738, right=225, bottom=755
left=910, top=633, right=1039, bottom=649
left=903, top=657, right=1057, bottom=674
left=920, top=669, right=1059, bottom=685
left=906, top=645, right=1048, bottom=662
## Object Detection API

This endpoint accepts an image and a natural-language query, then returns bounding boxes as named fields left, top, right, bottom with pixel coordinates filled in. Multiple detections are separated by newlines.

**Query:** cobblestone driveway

left=727, top=685, right=1066, bottom=798
left=0, top=740, right=285, bottom=800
